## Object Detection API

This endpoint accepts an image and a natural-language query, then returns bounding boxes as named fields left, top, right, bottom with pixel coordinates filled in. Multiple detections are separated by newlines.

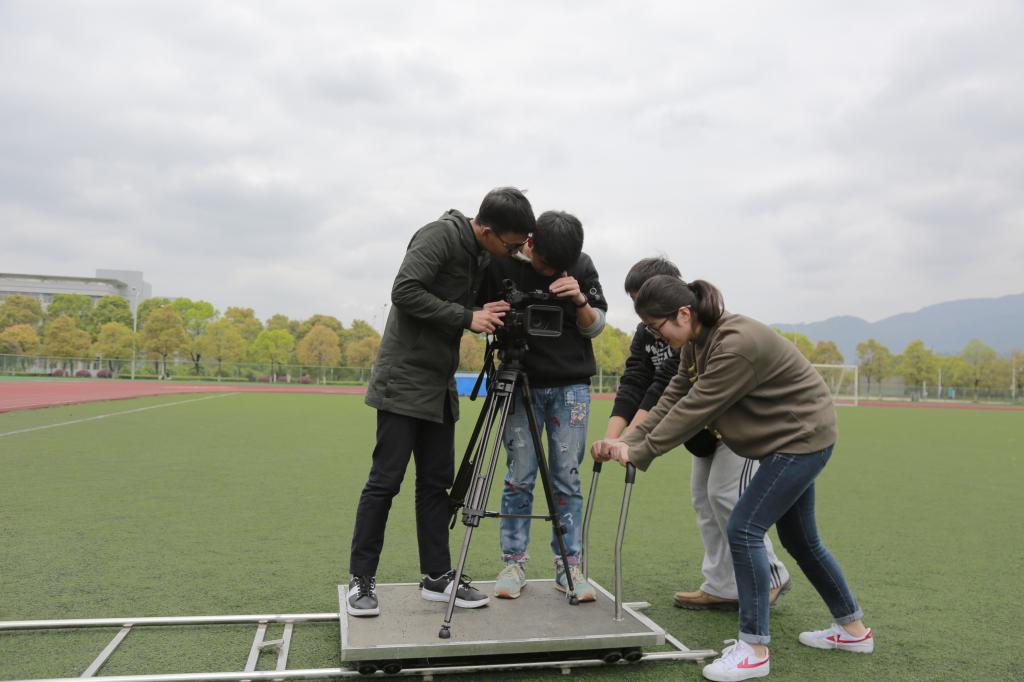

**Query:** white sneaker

left=798, top=623, right=874, bottom=653
left=702, top=639, right=770, bottom=681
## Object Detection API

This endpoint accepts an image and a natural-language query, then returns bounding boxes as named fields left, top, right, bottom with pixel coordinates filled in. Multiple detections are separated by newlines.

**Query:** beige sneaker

left=672, top=589, right=739, bottom=611
left=769, top=580, right=792, bottom=607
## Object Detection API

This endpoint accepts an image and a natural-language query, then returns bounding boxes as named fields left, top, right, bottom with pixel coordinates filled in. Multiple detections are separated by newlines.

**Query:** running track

left=0, top=380, right=366, bottom=413
left=0, top=380, right=1021, bottom=414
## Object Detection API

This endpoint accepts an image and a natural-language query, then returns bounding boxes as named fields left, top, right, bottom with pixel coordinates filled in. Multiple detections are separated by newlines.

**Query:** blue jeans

left=727, top=445, right=863, bottom=645
left=500, top=385, right=589, bottom=565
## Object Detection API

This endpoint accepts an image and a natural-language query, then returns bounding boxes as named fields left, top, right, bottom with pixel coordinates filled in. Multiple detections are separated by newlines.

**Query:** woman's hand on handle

left=591, top=438, right=631, bottom=467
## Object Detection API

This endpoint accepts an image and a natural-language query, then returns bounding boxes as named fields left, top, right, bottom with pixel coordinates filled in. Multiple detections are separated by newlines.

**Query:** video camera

left=496, top=278, right=564, bottom=342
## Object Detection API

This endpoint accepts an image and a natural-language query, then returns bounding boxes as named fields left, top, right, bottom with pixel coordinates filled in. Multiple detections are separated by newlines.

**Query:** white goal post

left=811, top=363, right=859, bottom=407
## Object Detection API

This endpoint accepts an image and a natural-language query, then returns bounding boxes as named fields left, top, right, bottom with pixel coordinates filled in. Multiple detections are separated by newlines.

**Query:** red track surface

left=1, top=381, right=1020, bottom=414
left=0, top=380, right=367, bottom=413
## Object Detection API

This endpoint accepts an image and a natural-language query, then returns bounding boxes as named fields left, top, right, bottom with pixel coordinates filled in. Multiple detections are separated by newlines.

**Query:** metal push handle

left=580, top=461, right=602, bottom=578
left=614, top=463, right=637, bottom=622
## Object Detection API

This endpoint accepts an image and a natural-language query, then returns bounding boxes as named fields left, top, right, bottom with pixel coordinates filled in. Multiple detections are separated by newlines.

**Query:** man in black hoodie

left=477, top=210, right=606, bottom=603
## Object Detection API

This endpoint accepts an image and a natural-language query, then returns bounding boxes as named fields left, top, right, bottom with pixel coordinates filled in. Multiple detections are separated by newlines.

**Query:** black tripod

left=439, top=340, right=578, bottom=639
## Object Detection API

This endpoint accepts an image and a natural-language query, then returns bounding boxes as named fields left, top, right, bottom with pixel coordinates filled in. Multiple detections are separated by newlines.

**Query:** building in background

left=0, top=270, right=152, bottom=313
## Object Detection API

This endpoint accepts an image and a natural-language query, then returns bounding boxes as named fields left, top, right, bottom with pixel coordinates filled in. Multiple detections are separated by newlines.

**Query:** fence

left=2, top=354, right=1019, bottom=404
left=0, top=354, right=372, bottom=385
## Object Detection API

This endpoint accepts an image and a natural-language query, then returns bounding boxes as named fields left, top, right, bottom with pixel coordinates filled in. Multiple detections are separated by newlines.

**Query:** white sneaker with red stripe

left=798, top=623, right=874, bottom=653
left=702, top=639, right=770, bottom=681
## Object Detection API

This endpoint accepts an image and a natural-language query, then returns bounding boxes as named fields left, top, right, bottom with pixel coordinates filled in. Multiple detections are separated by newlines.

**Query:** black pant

left=349, top=406, right=455, bottom=577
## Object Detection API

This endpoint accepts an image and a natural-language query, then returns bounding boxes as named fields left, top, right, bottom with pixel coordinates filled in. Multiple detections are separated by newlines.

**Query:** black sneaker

left=347, top=575, right=379, bottom=617
left=420, top=570, right=490, bottom=609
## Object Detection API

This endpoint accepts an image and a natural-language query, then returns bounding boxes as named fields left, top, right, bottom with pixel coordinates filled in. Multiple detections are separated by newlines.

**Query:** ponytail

left=688, top=279, right=725, bottom=327
left=635, top=275, right=725, bottom=327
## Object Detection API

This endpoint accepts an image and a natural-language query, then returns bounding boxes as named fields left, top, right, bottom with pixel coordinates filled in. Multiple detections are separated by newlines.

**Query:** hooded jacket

left=365, top=209, right=489, bottom=423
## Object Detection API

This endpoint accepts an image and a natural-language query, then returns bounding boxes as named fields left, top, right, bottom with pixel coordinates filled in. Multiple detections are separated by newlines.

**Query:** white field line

left=0, top=392, right=239, bottom=438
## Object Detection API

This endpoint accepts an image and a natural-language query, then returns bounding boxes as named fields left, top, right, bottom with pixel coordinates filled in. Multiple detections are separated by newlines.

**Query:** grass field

left=1, top=393, right=1022, bottom=681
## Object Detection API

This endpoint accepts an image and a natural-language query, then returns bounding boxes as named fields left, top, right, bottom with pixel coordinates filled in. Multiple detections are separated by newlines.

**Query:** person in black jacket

left=347, top=188, right=535, bottom=618
left=602, top=257, right=790, bottom=612
left=477, top=210, right=606, bottom=602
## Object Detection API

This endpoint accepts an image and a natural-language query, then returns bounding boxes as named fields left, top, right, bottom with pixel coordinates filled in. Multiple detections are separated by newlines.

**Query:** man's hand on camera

left=470, top=309, right=505, bottom=334
left=483, top=300, right=511, bottom=314
left=549, top=272, right=587, bottom=307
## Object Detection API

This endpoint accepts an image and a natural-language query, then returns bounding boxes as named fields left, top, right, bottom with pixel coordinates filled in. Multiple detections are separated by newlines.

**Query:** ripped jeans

left=499, top=384, right=590, bottom=566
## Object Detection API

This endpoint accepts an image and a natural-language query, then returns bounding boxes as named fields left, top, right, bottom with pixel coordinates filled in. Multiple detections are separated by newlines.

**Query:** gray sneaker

left=494, top=561, right=527, bottom=599
left=420, top=571, right=490, bottom=609
left=555, top=563, right=596, bottom=602
left=346, top=575, right=379, bottom=617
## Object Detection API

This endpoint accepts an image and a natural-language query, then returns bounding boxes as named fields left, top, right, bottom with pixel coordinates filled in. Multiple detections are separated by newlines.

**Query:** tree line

left=2, top=293, right=1019, bottom=398
left=0, top=293, right=381, bottom=381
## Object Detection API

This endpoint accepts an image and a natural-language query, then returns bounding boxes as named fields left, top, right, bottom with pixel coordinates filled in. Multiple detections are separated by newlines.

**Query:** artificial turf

left=0, top=393, right=1021, bottom=680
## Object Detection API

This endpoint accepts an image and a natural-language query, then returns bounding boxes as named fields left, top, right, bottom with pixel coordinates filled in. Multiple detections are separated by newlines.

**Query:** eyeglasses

left=644, top=318, right=671, bottom=339
left=494, top=232, right=530, bottom=254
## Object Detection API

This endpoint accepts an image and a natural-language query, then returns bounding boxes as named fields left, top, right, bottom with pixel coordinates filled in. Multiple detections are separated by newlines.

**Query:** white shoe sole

left=798, top=634, right=874, bottom=653
left=554, top=582, right=597, bottom=602
left=494, top=583, right=524, bottom=599
left=346, top=603, right=379, bottom=617
left=421, top=588, right=490, bottom=608
left=702, top=663, right=770, bottom=681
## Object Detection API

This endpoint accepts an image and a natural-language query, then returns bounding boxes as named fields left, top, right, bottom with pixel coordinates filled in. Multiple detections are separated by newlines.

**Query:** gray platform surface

left=339, top=579, right=664, bottom=662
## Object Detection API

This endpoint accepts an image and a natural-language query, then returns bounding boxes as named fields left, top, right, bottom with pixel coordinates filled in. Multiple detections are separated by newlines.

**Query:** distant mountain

left=773, top=293, right=1024, bottom=361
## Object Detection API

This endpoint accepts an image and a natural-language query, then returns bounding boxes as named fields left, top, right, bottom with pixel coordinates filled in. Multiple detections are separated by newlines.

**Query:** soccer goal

left=812, top=363, right=859, bottom=406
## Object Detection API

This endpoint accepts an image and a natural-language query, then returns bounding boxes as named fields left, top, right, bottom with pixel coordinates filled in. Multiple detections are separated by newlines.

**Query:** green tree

left=898, top=340, right=936, bottom=396
left=92, top=322, right=134, bottom=372
left=345, top=336, right=381, bottom=369
left=856, top=339, right=893, bottom=398
left=137, top=297, right=173, bottom=329
left=777, top=330, right=814, bottom=360
left=960, top=338, right=1001, bottom=400
left=42, top=315, right=92, bottom=364
left=592, top=325, right=631, bottom=376
left=197, top=319, right=249, bottom=377
left=172, top=298, right=218, bottom=374
left=225, top=306, right=264, bottom=343
left=266, top=314, right=301, bottom=338
left=46, top=294, right=93, bottom=331
left=296, top=324, right=342, bottom=383
left=936, top=354, right=971, bottom=399
left=810, top=340, right=844, bottom=365
left=141, top=307, right=188, bottom=378
left=459, top=332, right=487, bottom=372
left=90, top=296, right=133, bottom=338
left=0, top=295, right=44, bottom=330
left=0, top=324, right=41, bottom=355
left=252, top=329, right=295, bottom=380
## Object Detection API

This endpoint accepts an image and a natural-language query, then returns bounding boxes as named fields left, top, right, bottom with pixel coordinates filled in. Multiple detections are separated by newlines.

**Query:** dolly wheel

left=356, top=663, right=377, bottom=675
left=569, top=594, right=580, bottom=606
left=624, top=648, right=644, bottom=663
left=601, top=650, right=622, bottom=664
left=382, top=662, right=403, bottom=675
left=438, top=625, right=451, bottom=639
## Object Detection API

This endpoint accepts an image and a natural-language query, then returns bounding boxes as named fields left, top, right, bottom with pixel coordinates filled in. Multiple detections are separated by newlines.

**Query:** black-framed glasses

left=494, top=232, right=529, bottom=254
left=644, top=318, right=671, bottom=338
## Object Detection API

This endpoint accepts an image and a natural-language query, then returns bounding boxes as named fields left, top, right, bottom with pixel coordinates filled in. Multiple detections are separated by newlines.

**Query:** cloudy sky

left=2, top=1, right=1021, bottom=332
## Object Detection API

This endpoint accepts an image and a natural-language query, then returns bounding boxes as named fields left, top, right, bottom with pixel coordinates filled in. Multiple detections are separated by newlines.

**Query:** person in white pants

left=603, top=257, right=790, bottom=609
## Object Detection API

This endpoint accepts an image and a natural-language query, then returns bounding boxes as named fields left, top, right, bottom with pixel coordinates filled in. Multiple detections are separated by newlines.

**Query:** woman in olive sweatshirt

left=591, top=275, right=872, bottom=682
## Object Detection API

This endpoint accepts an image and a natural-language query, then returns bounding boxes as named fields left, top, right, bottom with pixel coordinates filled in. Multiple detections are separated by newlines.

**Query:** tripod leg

left=518, top=381, right=579, bottom=605
left=439, top=389, right=515, bottom=638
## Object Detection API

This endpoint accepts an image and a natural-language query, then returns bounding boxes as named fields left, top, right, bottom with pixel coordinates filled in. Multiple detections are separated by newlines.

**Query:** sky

left=2, top=1, right=1022, bottom=333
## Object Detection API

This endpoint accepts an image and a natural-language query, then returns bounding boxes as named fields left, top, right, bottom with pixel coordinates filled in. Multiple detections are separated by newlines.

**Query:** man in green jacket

left=347, top=187, right=536, bottom=617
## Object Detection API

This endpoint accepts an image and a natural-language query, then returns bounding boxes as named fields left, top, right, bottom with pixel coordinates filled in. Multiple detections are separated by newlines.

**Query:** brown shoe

left=672, top=589, right=739, bottom=611
left=769, top=580, right=792, bottom=607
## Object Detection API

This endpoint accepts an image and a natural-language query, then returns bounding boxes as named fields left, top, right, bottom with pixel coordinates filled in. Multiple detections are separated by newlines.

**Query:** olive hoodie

left=365, top=210, right=488, bottom=423
left=621, top=312, right=837, bottom=470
